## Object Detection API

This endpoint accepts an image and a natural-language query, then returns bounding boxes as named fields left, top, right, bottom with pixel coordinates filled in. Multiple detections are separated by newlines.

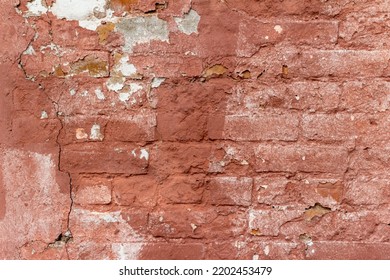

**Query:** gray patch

left=174, top=9, right=200, bottom=35
left=116, top=16, right=169, bottom=52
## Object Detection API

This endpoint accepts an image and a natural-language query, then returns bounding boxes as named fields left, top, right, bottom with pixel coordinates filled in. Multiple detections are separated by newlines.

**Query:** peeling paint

left=90, top=124, right=104, bottom=141
left=151, top=77, right=165, bottom=88
left=174, top=9, right=201, bottom=35
left=116, top=15, right=169, bottom=52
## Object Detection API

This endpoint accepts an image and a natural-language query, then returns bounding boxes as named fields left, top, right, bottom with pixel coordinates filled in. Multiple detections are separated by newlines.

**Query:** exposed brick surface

left=1, top=0, right=390, bottom=260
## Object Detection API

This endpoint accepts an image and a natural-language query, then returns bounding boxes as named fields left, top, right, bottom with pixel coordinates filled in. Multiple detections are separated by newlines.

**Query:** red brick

left=238, top=20, right=338, bottom=57
left=11, top=115, right=61, bottom=146
left=340, top=81, right=390, bottom=113
left=255, top=176, right=344, bottom=207
left=73, top=176, right=112, bottom=206
left=226, top=82, right=341, bottom=114
left=339, top=14, right=390, bottom=49
left=160, top=175, right=205, bottom=204
left=149, top=206, right=247, bottom=239
left=222, top=114, right=299, bottom=141
left=112, top=176, right=157, bottom=207
left=255, top=144, right=349, bottom=174
left=302, top=113, right=366, bottom=142
left=157, top=111, right=207, bottom=141
left=104, top=112, right=157, bottom=142
left=60, top=143, right=149, bottom=174
left=207, top=177, right=252, bottom=206
left=306, top=241, right=390, bottom=260
left=249, top=209, right=302, bottom=236
left=150, top=143, right=211, bottom=175
left=344, top=176, right=390, bottom=206
left=139, top=243, right=205, bottom=260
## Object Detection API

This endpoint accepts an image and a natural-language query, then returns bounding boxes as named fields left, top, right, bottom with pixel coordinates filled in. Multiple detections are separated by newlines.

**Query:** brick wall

left=1, top=0, right=390, bottom=259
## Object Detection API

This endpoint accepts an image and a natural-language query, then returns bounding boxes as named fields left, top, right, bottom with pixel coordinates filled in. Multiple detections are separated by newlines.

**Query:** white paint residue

left=51, top=0, right=106, bottom=21
left=40, top=111, right=48, bottom=119
left=112, top=243, right=143, bottom=260
left=116, top=15, right=169, bottom=52
left=140, top=149, right=149, bottom=161
left=95, top=88, right=105, bottom=100
left=23, top=45, right=36, bottom=56
left=106, top=77, right=126, bottom=92
left=274, top=25, right=283, bottom=33
left=151, top=77, right=165, bottom=88
left=174, top=9, right=201, bottom=35
left=115, top=56, right=137, bottom=77
left=263, top=245, right=270, bottom=256
left=90, top=124, right=104, bottom=141
left=119, top=92, right=130, bottom=102
left=26, top=0, right=48, bottom=16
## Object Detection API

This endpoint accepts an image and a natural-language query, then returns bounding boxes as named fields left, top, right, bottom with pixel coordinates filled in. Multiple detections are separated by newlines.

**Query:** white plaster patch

left=94, top=88, right=105, bottom=100
left=26, top=0, right=48, bottom=16
left=106, top=77, right=126, bottom=92
left=140, top=149, right=149, bottom=161
left=174, top=9, right=201, bottom=35
left=112, top=243, right=143, bottom=260
left=274, top=25, right=283, bottom=33
left=263, top=245, right=270, bottom=256
left=40, top=111, right=48, bottom=119
left=116, top=15, right=169, bottom=52
left=23, top=45, right=36, bottom=56
left=151, top=77, right=165, bottom=88
left=115, top=56, right=137, bottom=77
left=51, top=0, right=106, bottom=21
left=90, top=124, right=104, bottom=141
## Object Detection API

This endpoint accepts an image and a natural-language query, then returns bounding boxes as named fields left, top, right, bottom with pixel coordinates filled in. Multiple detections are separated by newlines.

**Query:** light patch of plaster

left=118, top=83, right=143, bottom=103
left=116, top=15, right=169, bottom=52
left=112, top=243, right=143, bottom=260
left=23, top=45, right=36, bottom=56
left=114, top=56, right=137, bottom=77
left=40, top=111, right=48, bottom=119
left=26, top=0, right=48, bottom=16
left=274, top=25, right=283, bottom=33
left=94, top=88, right=105, bottom=100
left=174, top=9, right=200, bottom=35
left=140, top=149, right=149, bottom=161
left=106, top=76, right=126, bottom=92
left=90, top=124, right=104, bottom=141
left=151, top=77, right=165, bottom=88
left=0, top=149, right=69, bottom=258
left=50, top=0, right=118, bottom=30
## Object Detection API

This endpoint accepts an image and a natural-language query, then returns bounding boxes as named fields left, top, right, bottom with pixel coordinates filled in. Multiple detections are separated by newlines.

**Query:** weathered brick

left=344, top=176, right=390, bottom=206
left=238, top=20, right=338, bottom=57
left=255, top=176, right=344, bottom=207
left=306, top=241, right=390, bottom=260
left=254, top=144, right=349, bottom=174
left=73, top=176, right=112, bottom=206
left=208, top=177, right=252, bottom=206
left=60, top=143, right=149, bottom=174
left=104, top=112, right=157, bottom=142
left=221, top=113, right=299, bottom=141
left=249, top=209, right=303, bottom=236
left=160, top=175, right=205, bottom=204
left=139, top=243, right=205, bottom=260
left=112, top=176, right=157, bottom=207
left=302, top=113, right=366, bottom=142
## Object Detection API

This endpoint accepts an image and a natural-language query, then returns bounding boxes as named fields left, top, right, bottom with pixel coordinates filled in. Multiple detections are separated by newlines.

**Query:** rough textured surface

left=1, top=0, right=390, bottom=259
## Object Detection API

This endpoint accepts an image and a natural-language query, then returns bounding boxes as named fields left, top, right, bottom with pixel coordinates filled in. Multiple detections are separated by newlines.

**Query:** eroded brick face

left=1, top=0, right=390, bottom=260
